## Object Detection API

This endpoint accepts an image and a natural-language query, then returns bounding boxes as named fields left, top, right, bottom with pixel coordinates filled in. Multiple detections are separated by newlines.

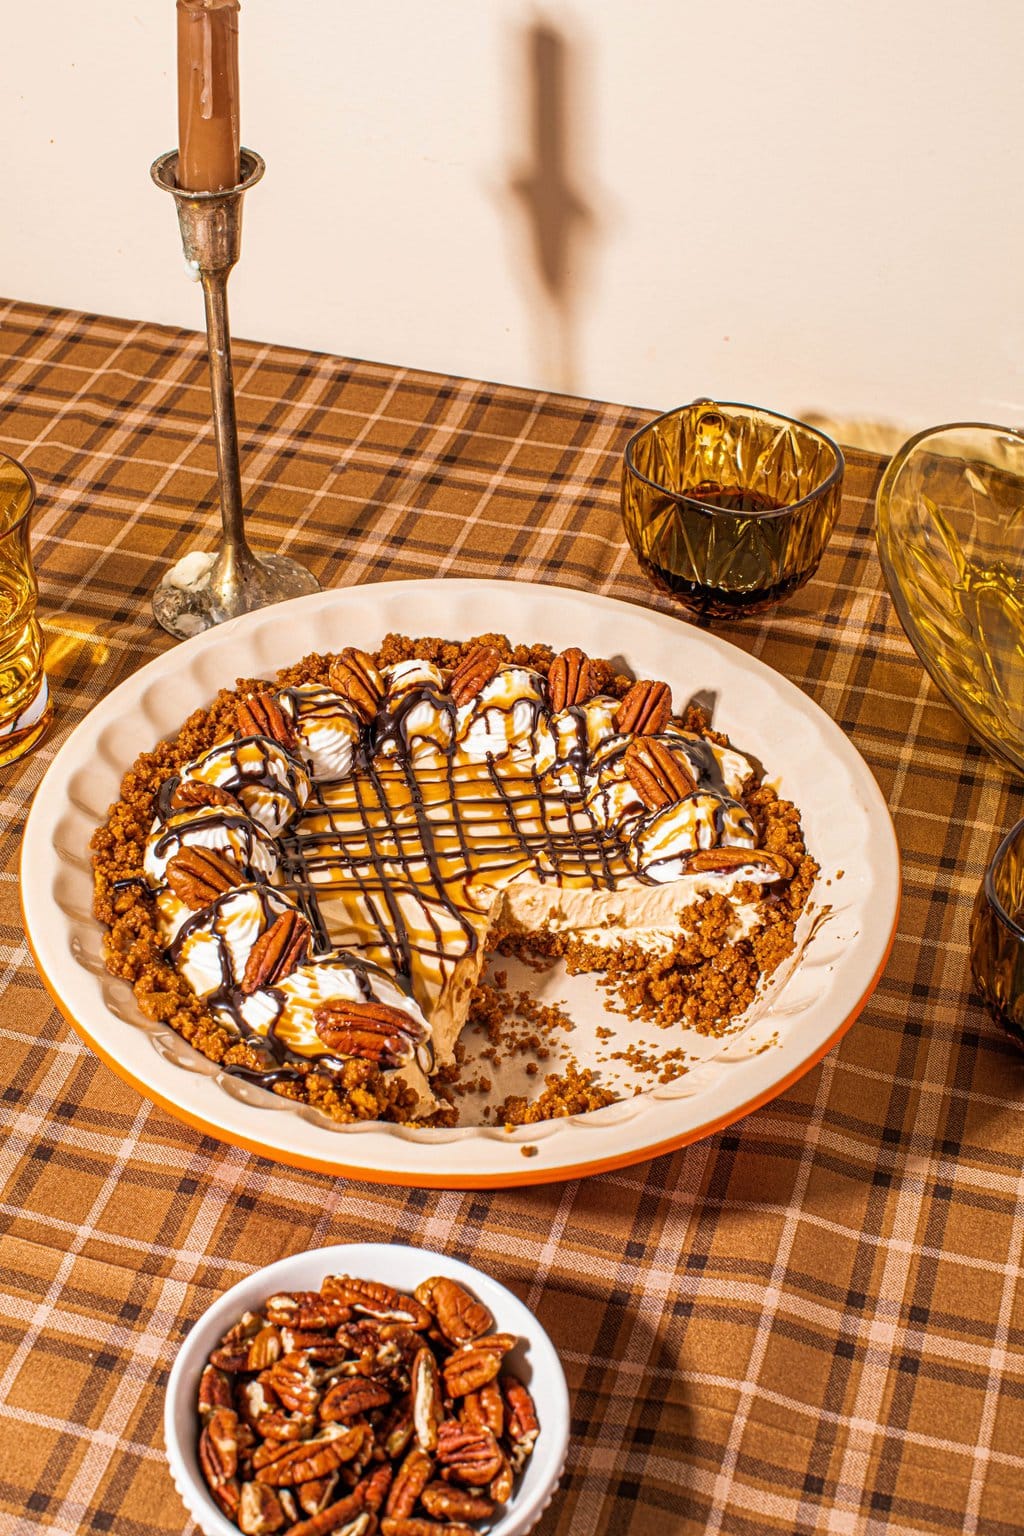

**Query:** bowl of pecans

left=164, top=1243, right=569, bottom=1536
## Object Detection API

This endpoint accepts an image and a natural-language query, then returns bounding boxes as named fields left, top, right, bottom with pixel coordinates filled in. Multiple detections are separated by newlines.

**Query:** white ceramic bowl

left=164, top=1243, right=569, bottom=1536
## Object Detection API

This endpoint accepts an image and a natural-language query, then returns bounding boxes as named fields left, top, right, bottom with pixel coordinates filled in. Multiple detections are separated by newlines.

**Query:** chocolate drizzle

left=152, top=806, right=272, bottom=867
left=149, top=659, right=761, bottom=1097
left=372, top=682, right=454, bottom=757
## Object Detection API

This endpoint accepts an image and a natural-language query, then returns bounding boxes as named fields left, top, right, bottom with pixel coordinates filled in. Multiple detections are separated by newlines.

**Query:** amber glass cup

left=0, top=455, right=51, bottom=767
left=970, top=819, right=1024, bottom=1052
left=622, top=400, right=844, bottom=620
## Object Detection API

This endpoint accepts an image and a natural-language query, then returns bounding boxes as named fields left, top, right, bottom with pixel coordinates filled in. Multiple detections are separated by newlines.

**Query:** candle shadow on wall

left=504, top=17, right=599, bottom=397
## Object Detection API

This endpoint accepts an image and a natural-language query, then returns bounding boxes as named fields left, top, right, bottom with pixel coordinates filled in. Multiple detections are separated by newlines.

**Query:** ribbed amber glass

left=970, top=817, right=1024, bottom=1052
left=875, top=423, right=1024, bottom=776
left=621, top=401, right=844, bottom=621
left=0, top=455, right=51, bottom=766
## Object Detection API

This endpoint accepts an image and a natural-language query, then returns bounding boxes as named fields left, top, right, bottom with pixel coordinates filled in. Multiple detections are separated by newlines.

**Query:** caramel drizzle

left=274, top=687, right=636, bottom=996
left=151, top=805, right=270, bottom=869
left=157, top=679, right=747, bottom=1088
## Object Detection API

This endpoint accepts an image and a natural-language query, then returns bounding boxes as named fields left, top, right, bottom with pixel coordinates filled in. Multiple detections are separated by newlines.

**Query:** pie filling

left=92, top=635, right=815, bottom=1124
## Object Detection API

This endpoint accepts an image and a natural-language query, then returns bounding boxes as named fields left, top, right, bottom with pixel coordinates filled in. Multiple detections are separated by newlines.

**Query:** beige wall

left=6, top=1, right=1021, bottom=442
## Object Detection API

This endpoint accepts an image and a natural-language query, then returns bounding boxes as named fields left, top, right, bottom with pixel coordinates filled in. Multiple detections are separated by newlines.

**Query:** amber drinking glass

left=970, top=819, right=1024, bottom=1052
left=621, top=400, right=844, bottom=620
left=0, top=455, right=51, bottom=767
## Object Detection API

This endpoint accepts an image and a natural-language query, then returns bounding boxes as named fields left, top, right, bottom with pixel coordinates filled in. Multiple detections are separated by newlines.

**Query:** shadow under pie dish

left=23, top=579, right=899, bottom=1184
left=91, top=626, right=816, bottom=1127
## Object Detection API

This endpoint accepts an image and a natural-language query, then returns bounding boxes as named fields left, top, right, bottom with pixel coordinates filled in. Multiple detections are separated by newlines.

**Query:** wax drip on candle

left=200, top=21, right=214, bottom=120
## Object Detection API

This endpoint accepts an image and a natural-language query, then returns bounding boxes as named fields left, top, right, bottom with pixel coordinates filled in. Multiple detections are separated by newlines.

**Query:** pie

left=91, top=632, right=815, bottom=1124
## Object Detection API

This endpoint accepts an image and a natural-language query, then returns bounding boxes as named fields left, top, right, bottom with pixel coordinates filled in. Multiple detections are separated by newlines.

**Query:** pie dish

left=21, top=579, right=900, bottom=1186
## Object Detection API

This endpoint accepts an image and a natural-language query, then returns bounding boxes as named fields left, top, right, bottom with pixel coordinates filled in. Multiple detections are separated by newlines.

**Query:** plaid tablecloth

left=2, top=298, right=1022, bottom=1536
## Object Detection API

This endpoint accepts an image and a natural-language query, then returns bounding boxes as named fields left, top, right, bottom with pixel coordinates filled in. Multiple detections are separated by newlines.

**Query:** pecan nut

left=166, top=845, right=243, bottom=909
left=684, top=846, right=793, bottom=880
left=378, top=1400, right=414, bottom=1462
left=259, top=1354, right=321, bottom=1417
left=411, top=1347, right=443, bottom=1453
left=413, top=1278, right=492, bottom=1347
left=420, top=1482, right=495, bottom=1522
left=237, top=1380, right=281, bottom=1433
left=356, top=1465, right=393, bottom=1513
left=200, top=1407, right=241, bottom=1486
left=328, top=648, right=385, bottom=724
left=501, top=1375, right=539, bottom=1470
left=546, top=646, right=595, bottom=711
left=255, top=1425, right=368, bottom=1486
left=281, top=1490, right=367, bottom=1536
left=237, top=691, right=298, bottom=751
left=459, top=1383, right=503, bottom=1438
left=198, top=1364, right=235, bottom=1422
left=489, top=1453, right=514, bottom=1504
left=321, top=1378, right=391, bottom=1424
left=296, top=1475, right=340, bottom=1518
left=441, top=1334, right=515, bottom=1398
left=241, top=911, right=312, bottom=993
left=280, top=1328, right=349, bottom=1355
left=170, top=778, right=240, bottom=813
left=321, top=1278, right=431, bottom=1330
left=448, top=644, right=502, bottom=706
left=435, top=1421, right=504, bottom=1487
left=238, top=1482, right=287, bottom=1535
left=209, top=1344, right=255, bottom=1374
left=623, top=738, right=696, bottom=810
left=222, top=1311, right=265, bottom=1346
left=314, top=1000, right=425, bottom=1068
left=266, top=1293, right=353, bottom=1330
left=262, top=1425, right=319, bottom=1463
left=614, top=678, right=672, bottom=736
left=247, top=1326, right=283, bottom=1372
left=211, top=1480, right=242, bottom=1520
left=385, top=1446, right=434, bottom=1519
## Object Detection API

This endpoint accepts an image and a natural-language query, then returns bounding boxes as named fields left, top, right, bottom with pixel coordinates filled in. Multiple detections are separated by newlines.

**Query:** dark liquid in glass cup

left=636, top=482, right=802, bottom=616
left=622, top=402, right=844, bottom=622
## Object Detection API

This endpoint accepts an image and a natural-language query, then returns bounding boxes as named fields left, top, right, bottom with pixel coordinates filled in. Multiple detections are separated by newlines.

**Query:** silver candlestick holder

left=150, top=148, right=320, bottom=638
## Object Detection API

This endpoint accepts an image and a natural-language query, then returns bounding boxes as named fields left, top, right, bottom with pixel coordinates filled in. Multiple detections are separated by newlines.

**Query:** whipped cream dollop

left=173, top=884, right=297, bottom=1001
left=144, top=803, right=280, bottom=941
left=660, top=726, right=755, bottom=798
left=276, top=684, right=361, bottom=780
left=180, top=736, right=311, bottom=836
left=535, top=695, right=621, bottom=787
left=454, top=665, right=546, bottom=759
left=629, top=794, right=757, bottom=883
left=585, top=735, right=647, bottom=830
left=375, top=660, right=453, bottom=757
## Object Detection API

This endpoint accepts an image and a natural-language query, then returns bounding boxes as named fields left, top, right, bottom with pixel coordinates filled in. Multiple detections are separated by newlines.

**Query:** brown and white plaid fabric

left=1, top=298, right=1021, bottom=1535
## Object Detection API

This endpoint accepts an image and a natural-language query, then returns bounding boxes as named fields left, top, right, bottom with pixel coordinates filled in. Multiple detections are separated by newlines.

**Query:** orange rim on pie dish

left=93, top=638, right=813, bottom=1124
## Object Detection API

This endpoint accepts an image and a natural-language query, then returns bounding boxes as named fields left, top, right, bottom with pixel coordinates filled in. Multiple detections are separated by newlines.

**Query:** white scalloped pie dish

left=164, top=1242, right=569, bottom=1536
left=21, top=579, right=900, bottom=1186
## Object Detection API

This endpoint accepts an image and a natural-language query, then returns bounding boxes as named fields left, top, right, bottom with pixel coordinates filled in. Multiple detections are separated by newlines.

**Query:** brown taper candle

left=177, top=0, right=241, bottom=192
